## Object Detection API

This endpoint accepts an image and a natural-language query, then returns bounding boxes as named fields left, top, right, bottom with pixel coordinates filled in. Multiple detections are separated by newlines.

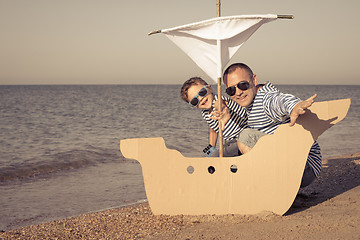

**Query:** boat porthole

left=187, top=166, right=194, bottom=174
left=230, top=165, right=238, bottom=173
left=208, top=166, right=215, bottom=174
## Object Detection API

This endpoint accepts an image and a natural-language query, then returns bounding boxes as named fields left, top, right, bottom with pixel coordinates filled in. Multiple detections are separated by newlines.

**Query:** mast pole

left=216, top=0, right=224, bottom=158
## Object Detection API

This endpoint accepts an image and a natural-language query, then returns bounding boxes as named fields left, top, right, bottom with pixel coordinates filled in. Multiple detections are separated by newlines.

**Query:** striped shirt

left=202, top=95, right=247, bottom=140
left=246, top=82, right=322, bottom=176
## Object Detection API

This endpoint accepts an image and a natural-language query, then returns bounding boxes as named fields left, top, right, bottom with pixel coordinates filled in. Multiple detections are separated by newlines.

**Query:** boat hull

left=120, top=99, right=351, bottom=215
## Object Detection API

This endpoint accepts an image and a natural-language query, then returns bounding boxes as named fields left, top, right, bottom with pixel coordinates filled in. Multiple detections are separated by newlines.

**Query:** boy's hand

left=210, top=106, right=230, bottom=131
left=289, top=94, right=317, bottom=127
left=214, top=99, right=227, bottom=112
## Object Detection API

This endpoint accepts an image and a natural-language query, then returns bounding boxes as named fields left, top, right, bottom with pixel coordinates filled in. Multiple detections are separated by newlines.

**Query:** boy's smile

left=199, top=97, right=209, bottom=107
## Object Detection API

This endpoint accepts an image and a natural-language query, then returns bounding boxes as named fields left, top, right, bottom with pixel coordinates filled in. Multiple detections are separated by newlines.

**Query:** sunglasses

left=189, top=85, right=209, bottom=107
left=225, top=81, right=250, bottom=96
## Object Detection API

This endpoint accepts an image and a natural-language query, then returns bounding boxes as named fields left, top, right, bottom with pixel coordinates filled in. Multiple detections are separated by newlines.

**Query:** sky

left=0, top=0, right=359, bottom=85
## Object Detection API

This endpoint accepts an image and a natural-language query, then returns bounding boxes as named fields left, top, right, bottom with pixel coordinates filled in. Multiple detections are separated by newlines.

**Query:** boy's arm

left=210, top=106, right=231, bottom=131
left=209, top=127, right=218, bottom=147
left=201, top=109, right=219, bottom=157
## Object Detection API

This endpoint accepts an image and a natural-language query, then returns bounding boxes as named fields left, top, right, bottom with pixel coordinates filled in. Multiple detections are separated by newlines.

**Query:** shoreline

left=1, top=152, right=359, bottom=239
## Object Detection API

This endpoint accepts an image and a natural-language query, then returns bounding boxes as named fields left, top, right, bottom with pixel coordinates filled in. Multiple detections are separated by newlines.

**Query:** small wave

left=0, top=148, right=134, bottom=182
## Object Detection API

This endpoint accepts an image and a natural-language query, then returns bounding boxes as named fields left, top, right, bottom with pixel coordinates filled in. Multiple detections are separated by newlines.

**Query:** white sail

left=159, top=14, right=278, bottom=82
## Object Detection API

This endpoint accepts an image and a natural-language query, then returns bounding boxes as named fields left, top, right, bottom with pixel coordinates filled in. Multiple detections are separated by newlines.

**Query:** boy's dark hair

left=180, top=77, right=208, bottom=102
left=223, top=63, right=254, bottom=85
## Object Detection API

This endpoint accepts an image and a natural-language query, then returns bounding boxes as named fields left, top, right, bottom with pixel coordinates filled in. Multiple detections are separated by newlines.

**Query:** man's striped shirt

left=246, top=82, right=322, bottom=176
left=202, top=95, right=247, bottom=140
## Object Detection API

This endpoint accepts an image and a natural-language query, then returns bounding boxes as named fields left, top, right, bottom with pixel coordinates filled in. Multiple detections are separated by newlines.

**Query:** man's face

left=225, top=68, right=258, bottom=107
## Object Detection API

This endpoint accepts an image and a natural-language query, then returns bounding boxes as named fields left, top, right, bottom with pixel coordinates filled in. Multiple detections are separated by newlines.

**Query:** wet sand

left=1, top=152, right=359, bottom=239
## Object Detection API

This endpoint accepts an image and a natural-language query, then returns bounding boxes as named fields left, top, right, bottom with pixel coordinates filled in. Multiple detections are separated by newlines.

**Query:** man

left=220, top=63, right=321, bottom=187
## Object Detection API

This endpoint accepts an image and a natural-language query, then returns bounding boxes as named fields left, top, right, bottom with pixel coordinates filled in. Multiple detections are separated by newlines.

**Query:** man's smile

left=235, top=93, right=247, bottom=102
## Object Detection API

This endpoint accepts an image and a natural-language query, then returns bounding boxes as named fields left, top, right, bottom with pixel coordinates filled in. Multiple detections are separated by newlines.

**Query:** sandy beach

left=1, top=152, right=359, bottom=239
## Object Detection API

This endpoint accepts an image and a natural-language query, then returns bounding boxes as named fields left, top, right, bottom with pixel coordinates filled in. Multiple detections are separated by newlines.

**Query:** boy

left=180, top=77, right=247, bottom=157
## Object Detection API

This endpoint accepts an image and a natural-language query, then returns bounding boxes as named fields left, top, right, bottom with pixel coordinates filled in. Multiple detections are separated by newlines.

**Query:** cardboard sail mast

left=217, top=0, right=223, bottom=156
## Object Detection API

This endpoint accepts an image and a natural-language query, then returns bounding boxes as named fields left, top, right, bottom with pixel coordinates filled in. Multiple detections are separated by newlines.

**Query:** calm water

left=0, top=84, right=359, bottom=230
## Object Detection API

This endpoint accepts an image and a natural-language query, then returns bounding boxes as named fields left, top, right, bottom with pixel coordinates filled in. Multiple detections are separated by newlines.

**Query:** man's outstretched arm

left=289, top=94, right=317, bottom=126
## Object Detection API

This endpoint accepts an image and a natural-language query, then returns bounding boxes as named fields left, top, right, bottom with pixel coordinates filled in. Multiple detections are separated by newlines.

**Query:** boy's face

left=187, top=84, right=213, bottom=109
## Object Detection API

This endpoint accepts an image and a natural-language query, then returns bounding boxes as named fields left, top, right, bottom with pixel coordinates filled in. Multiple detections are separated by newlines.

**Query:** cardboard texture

left=120, top=99, right=351, bottom=216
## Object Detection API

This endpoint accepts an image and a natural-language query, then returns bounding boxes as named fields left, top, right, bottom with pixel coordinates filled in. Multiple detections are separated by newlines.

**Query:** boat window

left=208, top=166, right=215, bottom=174
left=186, top=166, right=194, bottom=174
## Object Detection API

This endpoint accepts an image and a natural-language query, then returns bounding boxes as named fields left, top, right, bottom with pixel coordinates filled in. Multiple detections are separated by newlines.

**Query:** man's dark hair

left=223, top=63, right=254, bottom=85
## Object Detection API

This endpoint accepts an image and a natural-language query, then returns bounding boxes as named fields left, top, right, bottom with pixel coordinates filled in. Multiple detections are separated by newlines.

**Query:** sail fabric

left=161, top=14, right=278, bottom=82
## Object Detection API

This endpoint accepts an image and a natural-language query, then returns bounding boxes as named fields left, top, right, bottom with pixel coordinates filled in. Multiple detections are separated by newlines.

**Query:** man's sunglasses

left=189, top=85, right=209, bottom=107
left=225, top=81, right=250, bottom=96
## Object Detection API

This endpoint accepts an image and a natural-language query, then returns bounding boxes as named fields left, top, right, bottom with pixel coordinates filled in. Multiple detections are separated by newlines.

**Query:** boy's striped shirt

left=202, top=95, right=247, bottom=140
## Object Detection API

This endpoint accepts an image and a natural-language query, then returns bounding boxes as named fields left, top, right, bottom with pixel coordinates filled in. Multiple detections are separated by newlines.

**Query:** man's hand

left=289, top=94, right=317, bottom=126
left=210, top=106, right=230, bottom=131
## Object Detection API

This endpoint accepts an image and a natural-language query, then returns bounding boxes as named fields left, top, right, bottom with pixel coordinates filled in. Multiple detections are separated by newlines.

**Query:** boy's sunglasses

left=189, top=85, right=209, bottom=107
left=225, top=81, right=250, bottom=96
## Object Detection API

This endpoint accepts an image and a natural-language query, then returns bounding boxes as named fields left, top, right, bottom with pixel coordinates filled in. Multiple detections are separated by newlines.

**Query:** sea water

left=0, top=84, right=359, bottom=230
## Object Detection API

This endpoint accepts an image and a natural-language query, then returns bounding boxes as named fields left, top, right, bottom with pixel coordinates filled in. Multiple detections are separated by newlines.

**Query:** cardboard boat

left=120, top=99, right=351, bottom=215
